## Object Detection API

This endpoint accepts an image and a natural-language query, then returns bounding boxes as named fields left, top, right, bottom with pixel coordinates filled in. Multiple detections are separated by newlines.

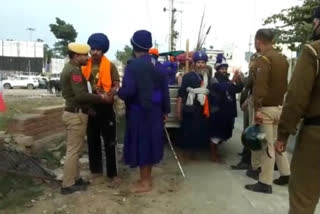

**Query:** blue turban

left=192, top=51, right=208, bottom=62
left=87, top=33, right=110, bottom=53
left=131, top=30, right=152, bottom=51
left=215, top=53, right=228, bottom=70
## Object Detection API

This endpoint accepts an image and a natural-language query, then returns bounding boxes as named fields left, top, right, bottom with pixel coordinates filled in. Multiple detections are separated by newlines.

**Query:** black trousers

left=87, top=103, right=117, bottom=178
left=240, top=147, right=251, bottom=164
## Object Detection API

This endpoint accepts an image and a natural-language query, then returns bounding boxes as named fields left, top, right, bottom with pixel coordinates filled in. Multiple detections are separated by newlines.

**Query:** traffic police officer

left=276, top=6, right=320, bottom=214
left=60, top=43, right=110, bottom=195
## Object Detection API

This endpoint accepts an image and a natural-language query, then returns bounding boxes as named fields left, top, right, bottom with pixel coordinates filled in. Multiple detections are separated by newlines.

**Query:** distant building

left=0, top=40, right=44, bottom=75
left=49, top=58, right=66, bottom=74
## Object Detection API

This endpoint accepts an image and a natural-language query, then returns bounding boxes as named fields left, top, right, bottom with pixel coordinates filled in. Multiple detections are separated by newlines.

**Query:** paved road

left=171, top=111, right=320, bottom=214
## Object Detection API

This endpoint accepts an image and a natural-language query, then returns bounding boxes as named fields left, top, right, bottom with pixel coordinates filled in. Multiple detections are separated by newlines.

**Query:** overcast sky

left=0, top=0, right=301, bottom=60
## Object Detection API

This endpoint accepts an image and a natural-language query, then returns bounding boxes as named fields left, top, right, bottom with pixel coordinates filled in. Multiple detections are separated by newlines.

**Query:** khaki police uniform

left=252, top=47, right=291, bottom=185
left=278, top=41, right=320, bottom=214
left=60, top=43, right=104, bottom=188
left=246, top=53, right=264, bottom=170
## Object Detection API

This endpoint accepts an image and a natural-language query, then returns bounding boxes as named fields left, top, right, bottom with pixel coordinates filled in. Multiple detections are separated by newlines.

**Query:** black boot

left=231, top=161, right=252, bottom=170
left=273, top=176, right=290, bottom=186
left=246, top=168, right=261, bottom=180
left=75, top=178, right=90, bottom=186
left=238, top=152, right=245, bottom=156
left=61, top=183, right=88, bottom=195
left=245, top=182, right=272, bottom=194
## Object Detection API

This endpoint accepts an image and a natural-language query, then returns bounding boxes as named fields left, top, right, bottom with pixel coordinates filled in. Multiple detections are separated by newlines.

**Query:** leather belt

left=304, top=116, right=320, bottom=126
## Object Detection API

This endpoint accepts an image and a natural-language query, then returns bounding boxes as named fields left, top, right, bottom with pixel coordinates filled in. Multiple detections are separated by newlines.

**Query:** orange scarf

left=204, top=96, right=210, bottom=118
left=82, top=56, right=112, bottom=92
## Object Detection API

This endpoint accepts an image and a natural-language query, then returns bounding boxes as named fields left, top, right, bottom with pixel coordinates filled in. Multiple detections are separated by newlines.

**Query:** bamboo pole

left=185, top=39, right=190, bottom=73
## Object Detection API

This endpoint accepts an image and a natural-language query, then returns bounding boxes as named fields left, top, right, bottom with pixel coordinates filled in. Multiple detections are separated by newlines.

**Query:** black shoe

left=238, top=152, right=245, bottom=156
left=273, top=176, right=290, bottom=186
left=245, top=182, right=272, bottom=194
left=246, top=168, right=261, bottom=180
left=61, top=184, right=87, bottom=195
left=231, top=162, right=252, bottom=170
left=75, top=178, right=90, bottom=186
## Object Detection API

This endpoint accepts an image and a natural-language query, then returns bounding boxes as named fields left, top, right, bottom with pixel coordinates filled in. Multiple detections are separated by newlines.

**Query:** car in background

left=20, top=75, right=48, bottom=89
left=2, top=76, right=39, bottom=89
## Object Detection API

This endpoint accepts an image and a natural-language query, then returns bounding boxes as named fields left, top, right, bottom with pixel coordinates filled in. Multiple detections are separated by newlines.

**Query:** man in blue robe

left=209, top=54, right=243, bottom=162
left=117, top=30, right=170, bottom=193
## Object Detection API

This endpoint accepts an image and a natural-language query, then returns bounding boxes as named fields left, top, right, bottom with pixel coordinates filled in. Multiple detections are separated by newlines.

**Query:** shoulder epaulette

left=305, top=44, right=319, bottom=76
left=260, top=55, right=271, bottom=65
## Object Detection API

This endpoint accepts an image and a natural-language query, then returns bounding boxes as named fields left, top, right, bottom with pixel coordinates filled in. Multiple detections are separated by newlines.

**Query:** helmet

left=241, top=124, right=266, bottom=151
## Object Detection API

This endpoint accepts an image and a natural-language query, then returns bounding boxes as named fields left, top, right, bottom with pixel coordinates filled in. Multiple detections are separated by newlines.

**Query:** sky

left=0, top=0, right=302, bottom=61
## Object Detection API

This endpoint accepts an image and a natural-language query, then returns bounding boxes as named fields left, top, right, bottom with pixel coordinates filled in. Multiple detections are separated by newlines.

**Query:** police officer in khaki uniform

left=244, top=52, right=264, bottom=175
left=245, top=29, right=291, bottom=194
left=60, top=43, right=111, bottom=195
left=231, top=53, right=258, bottom=170
left=275, top=6, right=320, bottom=214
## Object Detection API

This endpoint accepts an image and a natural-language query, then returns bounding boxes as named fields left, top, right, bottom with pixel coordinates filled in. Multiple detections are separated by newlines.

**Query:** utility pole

left=248, top=35, right=252, bottom=53
left=170, top=0, right=174, bottom=51
left=26, top=27, right=35, bottom=41
left=164, top=0, right=182, bottom=51
left=154, top=40, right=159, bottom=49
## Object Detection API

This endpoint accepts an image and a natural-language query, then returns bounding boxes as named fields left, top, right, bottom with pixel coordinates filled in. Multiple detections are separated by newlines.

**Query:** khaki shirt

left=278, top=41, right=320, bottom=142
left=60, top=62, right=102, bottom=108
left=253, top=48, right=288, bottom=110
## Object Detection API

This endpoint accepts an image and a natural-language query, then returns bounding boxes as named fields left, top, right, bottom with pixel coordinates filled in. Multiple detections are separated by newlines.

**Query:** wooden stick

left=164, top=127, right=186, bottom=179
left=185, top=39, right=190, bottom=73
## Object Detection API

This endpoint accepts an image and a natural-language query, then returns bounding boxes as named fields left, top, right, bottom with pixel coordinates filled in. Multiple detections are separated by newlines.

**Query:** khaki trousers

left=289, top=126, right=320, bottom=214
left=62, top=111, right=88, bottom=188
left=248, top=96, right=263, bottom=170
left=258, top=106, right=291, bottom=185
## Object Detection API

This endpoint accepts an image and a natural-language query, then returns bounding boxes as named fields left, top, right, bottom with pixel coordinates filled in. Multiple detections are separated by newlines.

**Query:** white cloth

left=186, top=71, right=209, bottom=106
left=87, top=81, right=93, bottom=94
left=210, top=137, right=222, bottom=145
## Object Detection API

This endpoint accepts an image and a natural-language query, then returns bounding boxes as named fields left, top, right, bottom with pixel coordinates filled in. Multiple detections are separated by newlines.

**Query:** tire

left=27, top=84, right=34, bottom=90
left=3, top=83, right=11, bottom=89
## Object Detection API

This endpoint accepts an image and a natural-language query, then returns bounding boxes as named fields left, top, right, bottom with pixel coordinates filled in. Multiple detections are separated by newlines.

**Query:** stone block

left=14, top=135, right=34, bottom=147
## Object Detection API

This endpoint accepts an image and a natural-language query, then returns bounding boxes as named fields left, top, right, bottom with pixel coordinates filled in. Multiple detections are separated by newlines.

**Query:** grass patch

left=0, top=175, right=43, bottom=211
left=39, top=149, right=64, bottom=169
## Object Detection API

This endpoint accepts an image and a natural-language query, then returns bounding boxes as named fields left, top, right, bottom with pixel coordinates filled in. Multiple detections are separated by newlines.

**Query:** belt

left=304, top=116, right=320, bottom=126
left=64, top=107, right=88, bottom=114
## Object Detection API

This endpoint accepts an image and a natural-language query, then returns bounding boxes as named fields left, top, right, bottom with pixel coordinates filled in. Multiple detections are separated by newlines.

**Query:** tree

left=44, top=44, right=53, bottom=64
left=264, top=0, right=318, bottom=51
left=115, top=45, right=133, bottom=65
left=49, top=17, right=78, bottom=57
